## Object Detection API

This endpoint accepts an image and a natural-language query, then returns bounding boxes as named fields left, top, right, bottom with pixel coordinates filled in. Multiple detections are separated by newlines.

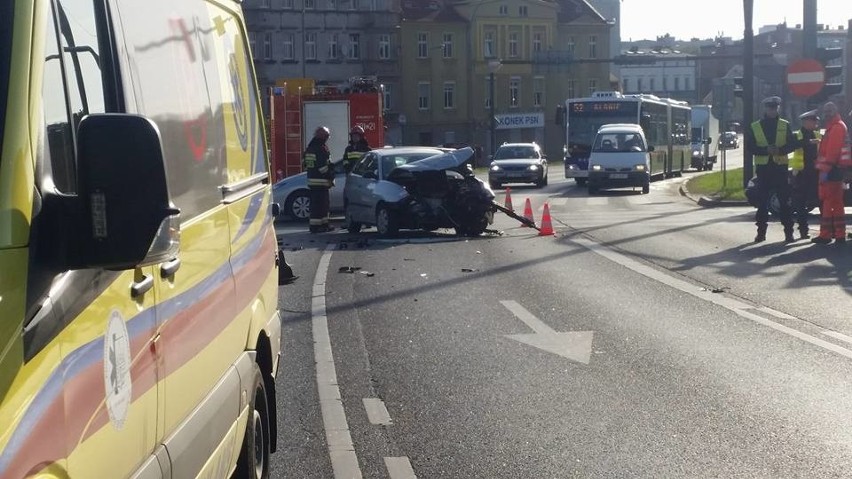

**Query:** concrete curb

left=678, top=184, right=750, bottom=208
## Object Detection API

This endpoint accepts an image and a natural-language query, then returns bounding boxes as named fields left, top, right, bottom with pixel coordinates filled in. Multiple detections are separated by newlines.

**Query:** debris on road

left=461, top=268, right=478, bottom=273
left=359, top=271, right=376, bottom=277
left=339, top=266, right=361, bottom=274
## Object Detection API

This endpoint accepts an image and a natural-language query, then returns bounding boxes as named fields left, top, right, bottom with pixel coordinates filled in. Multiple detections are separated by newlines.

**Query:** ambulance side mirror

left=72, top=114, right=180, bottom=270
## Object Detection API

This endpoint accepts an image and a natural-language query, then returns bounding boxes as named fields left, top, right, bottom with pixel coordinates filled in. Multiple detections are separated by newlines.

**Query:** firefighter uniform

left=745, top=96, right=797, bottom=243
left=812, top=103, right=848, bottom=244
left=790, top=109, right=822, bottom=239
left=304, top=127, right=334, bottom=233
left=342, top=126, right=371, bottom=173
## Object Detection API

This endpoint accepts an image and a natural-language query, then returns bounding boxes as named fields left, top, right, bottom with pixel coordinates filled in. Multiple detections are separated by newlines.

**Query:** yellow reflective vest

left=751, top=118, right=790, bottom=165
left=789, top=129, right=821, bottom=171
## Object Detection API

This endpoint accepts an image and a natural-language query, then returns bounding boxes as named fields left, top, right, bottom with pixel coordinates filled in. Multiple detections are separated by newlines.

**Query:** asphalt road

left=271, top=156, right=852, bottom=478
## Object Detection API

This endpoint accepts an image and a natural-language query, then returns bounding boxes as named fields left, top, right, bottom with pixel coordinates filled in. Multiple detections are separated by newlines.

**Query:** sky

left=619, top=0, right=852, bottom=42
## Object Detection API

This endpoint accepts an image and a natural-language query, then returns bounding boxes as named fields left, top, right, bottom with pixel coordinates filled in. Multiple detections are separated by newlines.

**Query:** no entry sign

left=787, top=59, right=825, bottom=98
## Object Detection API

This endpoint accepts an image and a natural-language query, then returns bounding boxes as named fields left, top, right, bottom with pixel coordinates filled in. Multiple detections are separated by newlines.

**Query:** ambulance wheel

left=234, top=362, right=270, bottom=479
left=286, top=191, right=311, bottom=222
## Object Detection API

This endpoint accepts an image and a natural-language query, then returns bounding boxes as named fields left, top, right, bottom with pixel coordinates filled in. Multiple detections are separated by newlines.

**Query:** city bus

left=560, top=91, right=691, bottom=186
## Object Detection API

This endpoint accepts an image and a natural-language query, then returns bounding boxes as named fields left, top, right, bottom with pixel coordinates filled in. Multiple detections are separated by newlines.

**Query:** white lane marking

left=500, top=300, right=594, bottom=364
left=384, top=457, right=417, bottom=479
left=823, top=331, right=852, bottom=346
left=363, top=398, right=393, bottom=425
left=501, top=300, right=556, bottom=334
left=571, top=236, right=852, bottom=361
left=585, top=197, right=609, bottom=206
left=313, top=245, right=363, bottom=479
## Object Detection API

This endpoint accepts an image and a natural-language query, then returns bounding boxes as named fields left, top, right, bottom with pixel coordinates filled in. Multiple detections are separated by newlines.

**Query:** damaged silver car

left=344, top=147, right=497, bottom=237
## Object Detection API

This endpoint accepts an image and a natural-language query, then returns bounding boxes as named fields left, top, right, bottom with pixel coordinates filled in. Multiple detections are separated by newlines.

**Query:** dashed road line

left=363, top=398, right=393, bottom=425
left=384, top=457, right=417, bottom=479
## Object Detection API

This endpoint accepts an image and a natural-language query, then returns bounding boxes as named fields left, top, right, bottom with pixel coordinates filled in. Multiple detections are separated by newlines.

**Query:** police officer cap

left=799, top=109, right=819, bottom=121
left=762, top=96, right=782, bottom=107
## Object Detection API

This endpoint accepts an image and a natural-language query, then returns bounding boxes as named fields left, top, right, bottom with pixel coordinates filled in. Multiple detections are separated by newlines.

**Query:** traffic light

left=811, top=46, right=844, bottom=102
left=733, top=77, right=743, bottom=98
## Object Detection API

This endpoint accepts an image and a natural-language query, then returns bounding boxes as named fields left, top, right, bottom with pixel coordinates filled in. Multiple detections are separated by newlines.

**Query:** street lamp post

left=488, top=59, right=502, bottom=155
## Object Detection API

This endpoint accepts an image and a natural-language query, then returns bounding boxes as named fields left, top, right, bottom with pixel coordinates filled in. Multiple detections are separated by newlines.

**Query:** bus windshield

left=0, top=2, right=12, bottom=167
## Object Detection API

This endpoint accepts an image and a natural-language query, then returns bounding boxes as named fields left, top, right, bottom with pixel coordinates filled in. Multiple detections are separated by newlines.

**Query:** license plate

left=610, top=173, right=628, bottom=179
left=507, top=172, right=527, bottom=178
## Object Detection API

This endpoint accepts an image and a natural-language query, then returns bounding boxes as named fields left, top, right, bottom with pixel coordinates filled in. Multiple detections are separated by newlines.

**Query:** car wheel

left=234, top=362, right=271, bottom=479
left=456, top=214, right=489, bottom=237
left=642, top=182, right=650, bottom=194
left=537, top=171, right=548, bottom=187
left=575, top=178, right=587, bottom=187
left=489, top=181, right=501, bottom=190
left=376, top=204, right=399, bottom=237
left=285, top=190, right=311, bottom=222
left=345, top=208, right=362, bottom=234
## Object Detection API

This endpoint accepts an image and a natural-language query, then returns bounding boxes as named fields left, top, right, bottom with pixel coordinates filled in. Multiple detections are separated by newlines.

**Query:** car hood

left=393, top=147, right=474, bottom=172
left=273, top=172, right=307, bottom=188
left=589, top=151, right=647, bottom=168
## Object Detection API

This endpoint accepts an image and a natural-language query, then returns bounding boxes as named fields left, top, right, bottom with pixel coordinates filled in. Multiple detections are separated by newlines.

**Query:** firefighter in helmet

left=304, top=126, right=335, bottom=233
left=342, top=125, right=371, bottom=173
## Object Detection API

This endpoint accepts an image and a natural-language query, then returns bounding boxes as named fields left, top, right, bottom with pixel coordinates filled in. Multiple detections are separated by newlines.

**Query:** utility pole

left=742, top=0, right=754, bottom=186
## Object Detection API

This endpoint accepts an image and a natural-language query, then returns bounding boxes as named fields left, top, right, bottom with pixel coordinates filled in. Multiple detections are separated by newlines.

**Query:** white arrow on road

left=501, top=300, right=594, bottom=364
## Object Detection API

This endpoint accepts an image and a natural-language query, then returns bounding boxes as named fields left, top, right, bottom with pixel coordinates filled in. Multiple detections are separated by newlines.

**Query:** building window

left=566, top=37, right=575, bottom=55
left=588, top=79, right=597, bottom=95
left=328, top=33, right=338, bottom=60
left=249, top=32, right=257, bottom=58
left=263, top=0, right=271, bottom=7
left=509, top=77, right=520, bottom=108
left=674, top=77, right=681, bottom=91
left=263, top=33, right=272, bottom=60
left=305, top=32, right=317, bottom=60
left=589, top=35, right=597, bottom=58
left=519, top=5, right=528, bottom=16
left=282, top=33, right=295, bottom=60
left=418, top=82, right=430, bottom=110
left=685, top=77, right=691, bottom=90
left=499, top=5, right=508, bottom=15
left=623, top=78, right=629, bottom=92
left=417, top=32, right=428, bottom=58
left=379, top=34, right=390, bottom=59
left=484, top=31, right=495, bottom=58
left=532, top=32, right=543, bottom=54
left=348, top=33, right=360, bottom=59
left=283, top=0, right=294, bottom=8
left=443, top=82, right=455, bottom=109
left=442, top=33, right=454, bottom=58
left=509, top=32, right=519, bottom=58
left=637, top=78, right=643, bottom=91
left=327, top=0, right=336, bottom=9
left=383, top=84, right=392, bottom=110
left=533, top=77, right=544, bottom=107
left=485, top=77, right=492, bottom=108
left=305, top=0, right=315, bottom=9
left=662, top=76, right=668, bottom=91
left=649, top=77, right=655, bottom=91
left=567, top=79, right=576, bottom=98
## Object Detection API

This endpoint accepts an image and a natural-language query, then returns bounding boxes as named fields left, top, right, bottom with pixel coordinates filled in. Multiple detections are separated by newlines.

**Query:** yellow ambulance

left=0, top=0, right=282, bottom=477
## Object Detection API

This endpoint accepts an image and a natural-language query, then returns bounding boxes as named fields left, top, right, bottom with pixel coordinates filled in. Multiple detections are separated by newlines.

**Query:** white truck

left=690, top=105, right=720, bottom=171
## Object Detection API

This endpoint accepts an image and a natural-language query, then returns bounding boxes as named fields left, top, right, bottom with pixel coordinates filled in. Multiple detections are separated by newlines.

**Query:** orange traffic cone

left=538, top=203, right=554, bottom=236
left=504, top=186, right=514, bottom=211
left=522, top=198, right=535, bottom=227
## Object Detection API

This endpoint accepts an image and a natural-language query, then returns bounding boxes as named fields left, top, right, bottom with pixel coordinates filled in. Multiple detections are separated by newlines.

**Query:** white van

left=587, top=124, right=654, bottom=195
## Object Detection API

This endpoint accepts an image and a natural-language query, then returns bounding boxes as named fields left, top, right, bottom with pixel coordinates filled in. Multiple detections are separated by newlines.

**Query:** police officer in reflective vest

left=745, top=96, right=797, bottom=243
left=789, top=109, right=822, bottom=239
left=304, top=126, right=335, bottom=233
left=342, top=125, right=371, bottom=173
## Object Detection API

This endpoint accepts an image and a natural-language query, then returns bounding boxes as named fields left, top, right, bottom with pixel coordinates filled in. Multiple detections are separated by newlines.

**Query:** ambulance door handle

left=160, top=258, right=182, bottom=278
left=131, top=275, right=154, bottom=298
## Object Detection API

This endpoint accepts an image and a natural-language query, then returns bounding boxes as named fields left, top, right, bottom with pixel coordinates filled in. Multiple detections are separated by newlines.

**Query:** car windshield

left=593, top=132, right=645, bottom=152
left=0, top=2, right=12, bottom=176
left=380, top=152, right=439, bottom=179
left=494, top=146, right=538, bottom=160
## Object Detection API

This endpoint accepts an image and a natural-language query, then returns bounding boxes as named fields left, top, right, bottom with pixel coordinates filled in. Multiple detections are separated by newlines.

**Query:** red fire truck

left=269, top=77, right=385, bottom=181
